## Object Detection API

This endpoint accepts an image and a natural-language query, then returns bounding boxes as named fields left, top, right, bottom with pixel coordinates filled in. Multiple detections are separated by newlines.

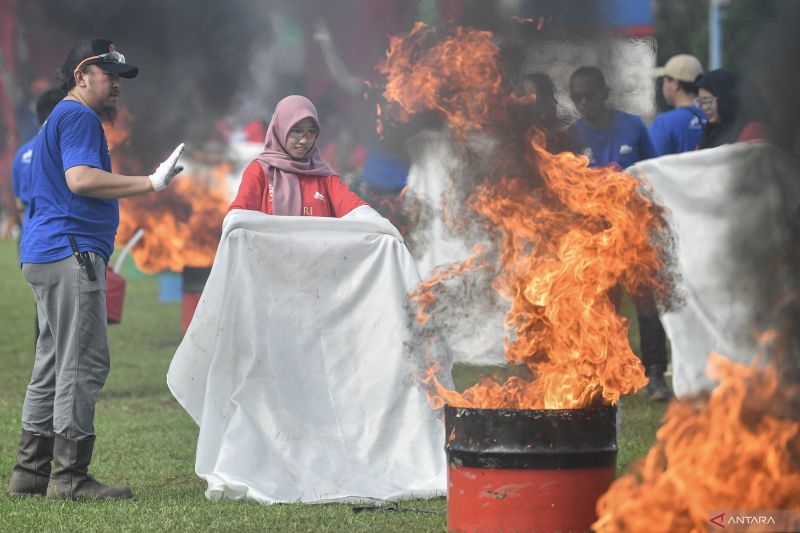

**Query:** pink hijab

left=254, top=95, right=336, bottom=215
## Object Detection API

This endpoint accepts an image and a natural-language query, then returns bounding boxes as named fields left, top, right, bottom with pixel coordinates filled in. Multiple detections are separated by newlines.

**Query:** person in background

left=515, top=71, right=582, bottom=154
left=310, top=20, right=405, bottom=193
left=357, top=104, right=419, bottom=195
left=517, top=72, right=559, bottom=126
left=229, top=94, right=368, bottom=217
left=14, top=78, right=52, bottom=147
left=567, top=66, right=671, bottom=401
left=696, top=69, right=767, bottom=148
left=635, top=54, right=706, bottom=400
left=651, top=54, right=707, bottom=155
left=9, top=39, right=185, bottom=501
left=567, top=66, right=658, bottom=169
left=696, top=69, right=741, bottom=149
left=11, top=87, right=65, bottom=349
left=12, top=88, right=65, bottom=233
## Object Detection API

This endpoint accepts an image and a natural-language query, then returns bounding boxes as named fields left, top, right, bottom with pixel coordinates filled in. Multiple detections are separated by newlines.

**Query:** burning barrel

left=182, top=266, right=211, bottom=332
left=445, top=404, right=617, bottom=533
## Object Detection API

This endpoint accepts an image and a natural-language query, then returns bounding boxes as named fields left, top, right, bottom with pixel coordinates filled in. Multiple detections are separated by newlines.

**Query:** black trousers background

left=637, top=312, right=668, bottom=374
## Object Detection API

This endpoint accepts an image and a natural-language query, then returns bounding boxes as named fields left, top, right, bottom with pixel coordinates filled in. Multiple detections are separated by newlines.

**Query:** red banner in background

left=0, top=0, right=20, bottom=234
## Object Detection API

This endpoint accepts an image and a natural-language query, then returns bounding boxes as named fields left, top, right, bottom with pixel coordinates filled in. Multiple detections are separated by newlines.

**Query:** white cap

left=653, top=54, right=704, bottom=82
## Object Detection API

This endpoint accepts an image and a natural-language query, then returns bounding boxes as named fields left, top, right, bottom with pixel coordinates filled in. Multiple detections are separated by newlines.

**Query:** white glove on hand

left=149, top=143, right=185, bottom=192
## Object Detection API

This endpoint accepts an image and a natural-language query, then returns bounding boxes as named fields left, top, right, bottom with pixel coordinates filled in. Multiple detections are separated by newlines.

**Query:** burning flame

left=116, top=164, right=230, bottom=274
left=594, top=354, right=800, bottom=533
left=409, top=244, right=490, bottom=324
left=384, top=24, right=671, bottom=409
left=380, top=22, right=505, bottom=136
left=104, top=107, right=133, bottom=152
left=106, top=108, right=230, bottom=273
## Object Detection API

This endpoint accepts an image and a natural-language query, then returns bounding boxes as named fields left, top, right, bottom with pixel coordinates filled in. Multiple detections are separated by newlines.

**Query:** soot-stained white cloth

left=627, top=142, right=800, bottom=396
left=168, top=209, right=449, bottom=503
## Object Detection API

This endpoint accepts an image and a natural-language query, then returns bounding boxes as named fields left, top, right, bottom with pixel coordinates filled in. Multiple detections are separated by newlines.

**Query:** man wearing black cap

left=8, top=39, right=184, bottom=501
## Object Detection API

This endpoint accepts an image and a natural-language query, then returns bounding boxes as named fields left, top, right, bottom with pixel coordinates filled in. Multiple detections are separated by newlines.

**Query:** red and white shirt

left=229, top=161, right=366, bottom=217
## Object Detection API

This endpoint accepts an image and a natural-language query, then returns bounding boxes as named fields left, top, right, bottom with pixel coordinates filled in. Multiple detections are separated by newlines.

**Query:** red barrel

left=445, top=404, right=617, bottom=533
left=181, top=266, right=211, bottom=332
left=105, top=268, right=125, bottom=324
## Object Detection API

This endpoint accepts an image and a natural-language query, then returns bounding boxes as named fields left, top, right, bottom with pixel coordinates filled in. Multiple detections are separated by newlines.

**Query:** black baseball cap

left=65, top=38, right=138, bottom=79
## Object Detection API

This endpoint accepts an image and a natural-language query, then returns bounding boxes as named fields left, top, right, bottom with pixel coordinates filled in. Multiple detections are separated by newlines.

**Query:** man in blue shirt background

left=567, top=66, right=672, bottom=402
left=650, top=54, right=706, bottom=155
left=9, top=38, right=185, bottom=501
left=11, top=88, right=65, bottom=233
left=567, top=66, right=658, bottom=170
left=11, top=87, right=64, bottom=357
left=644, top=55, right=707, bottom=400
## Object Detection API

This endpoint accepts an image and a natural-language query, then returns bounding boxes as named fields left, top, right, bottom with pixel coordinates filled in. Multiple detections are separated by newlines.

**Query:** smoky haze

left=17, top=0, right=274, bottom=163
left=731, top=2, right=800, bottom=392
left=373, top=5, right=670, bottom=370
left=14, top=0, right=429, bottom=167
left=13, top=1, right=629, bottom=168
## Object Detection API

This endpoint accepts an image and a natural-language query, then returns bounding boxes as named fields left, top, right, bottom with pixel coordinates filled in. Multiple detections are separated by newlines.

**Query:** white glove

left=149, top=143, right=185, bottom=191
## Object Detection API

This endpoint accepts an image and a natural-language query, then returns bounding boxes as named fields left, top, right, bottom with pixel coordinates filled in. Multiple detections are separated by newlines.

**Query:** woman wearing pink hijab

left=230, top=95, right=367, bottom=217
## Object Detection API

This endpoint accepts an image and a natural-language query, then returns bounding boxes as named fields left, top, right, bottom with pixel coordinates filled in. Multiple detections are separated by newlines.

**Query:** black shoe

left=47, top=435, right=133, bottom=501
left=8, top=430, right=54, bottom=496
left=646, top=371, right=673, bottom=402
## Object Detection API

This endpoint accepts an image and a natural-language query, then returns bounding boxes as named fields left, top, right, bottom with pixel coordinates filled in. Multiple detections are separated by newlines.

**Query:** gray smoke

left=730, top=2, right=800, bottom=393
left=17, top=0, right=274, bottom=163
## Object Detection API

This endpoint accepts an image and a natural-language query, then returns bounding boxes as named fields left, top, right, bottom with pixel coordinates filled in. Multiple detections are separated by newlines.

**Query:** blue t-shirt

left=11, top=136, right=36, bottom=222
left=20, top=100, right=117, bottom=264
left=649, top=106, right=706, bottom=156
left=361, top=145, right=409, bottom=191
left=568, top=111, right=658, bottom=169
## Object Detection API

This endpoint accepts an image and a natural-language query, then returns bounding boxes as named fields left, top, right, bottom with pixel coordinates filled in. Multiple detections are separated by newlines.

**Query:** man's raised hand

left=149, top=143, right=186, bottom=192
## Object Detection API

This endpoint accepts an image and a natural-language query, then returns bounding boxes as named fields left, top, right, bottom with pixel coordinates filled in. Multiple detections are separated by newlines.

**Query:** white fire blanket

left=627, top=142, right=800, bottom=397
left=405, top=131, right=508, bottom=365
left=167, top=209, right=448, bottom=503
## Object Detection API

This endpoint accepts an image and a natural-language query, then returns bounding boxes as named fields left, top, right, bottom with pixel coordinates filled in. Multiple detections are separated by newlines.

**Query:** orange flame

left=594, top=354, right=800, bottom=533
left=104, top=107, right=133, bottom=152
left=409, top=244, right=490, bottom=324
left=382, top=23, right=671, bottom=409
left=470, top=146, right=667, bottom=408
left=104, top=106, right=229, bottom=273
left=420, top=362, right=472, bottom=410
left=116, top=170, right=229, bottom=274
left=379, top=22, right=505, bottom=136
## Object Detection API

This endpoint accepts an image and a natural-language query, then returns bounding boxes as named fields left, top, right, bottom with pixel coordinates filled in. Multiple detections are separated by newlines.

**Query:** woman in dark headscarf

left=230, top=95, right=367, bottom=217
left=695, top=69, right=742, bottom=149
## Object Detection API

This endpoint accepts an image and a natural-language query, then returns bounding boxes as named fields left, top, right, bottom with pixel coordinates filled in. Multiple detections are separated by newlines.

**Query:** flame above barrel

left=383, top=23, right=673, bottom=409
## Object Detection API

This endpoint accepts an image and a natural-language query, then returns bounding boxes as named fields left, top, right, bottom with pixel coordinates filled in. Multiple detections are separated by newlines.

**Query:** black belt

left=67, top=235, right=97, bottom=281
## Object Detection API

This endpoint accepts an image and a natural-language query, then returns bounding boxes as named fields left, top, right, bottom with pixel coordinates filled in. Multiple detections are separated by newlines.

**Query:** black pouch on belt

left=67, top=234, right=97, bottom=281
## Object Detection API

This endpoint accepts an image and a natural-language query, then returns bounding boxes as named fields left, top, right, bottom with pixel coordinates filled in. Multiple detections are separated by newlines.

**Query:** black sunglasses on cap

left=74, top=50, right=138, bottom=79
left=74, top=51, right=125, bottom=71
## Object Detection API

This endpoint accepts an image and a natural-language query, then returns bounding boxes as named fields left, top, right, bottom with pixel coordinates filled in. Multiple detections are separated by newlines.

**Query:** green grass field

left=0, top=238, right=666, bottom=532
